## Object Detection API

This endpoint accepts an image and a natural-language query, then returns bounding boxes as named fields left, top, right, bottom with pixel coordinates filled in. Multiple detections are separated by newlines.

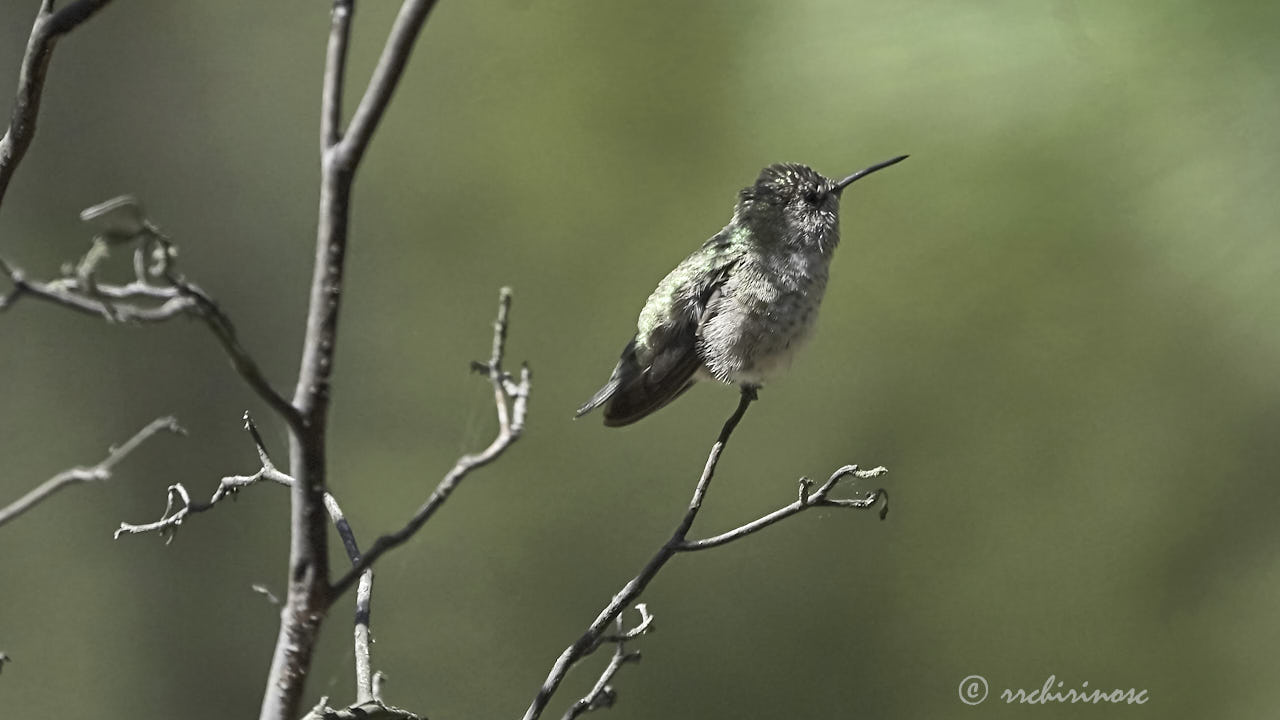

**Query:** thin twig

left=676, top=466, right=889, bottom=551
left=252, top=584, right=282, bottom=607
left=113, top=413, right=293, bottom=542
left=0, top=416, right=184, bottom=529
left=323, top=491, right=376, bottom=705
left=561, top=606, right=650, bottom=720
left=168, top=275, right=302, bottom=431
left=321, top=0, right=354, bottom=150
left=0, top=0, right=116, bottom=208
left=329, top=287, right=530, bottom=601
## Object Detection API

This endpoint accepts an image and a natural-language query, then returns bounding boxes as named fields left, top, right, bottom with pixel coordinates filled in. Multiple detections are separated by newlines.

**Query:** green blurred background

left=2, top=1, right=1278, bottom=717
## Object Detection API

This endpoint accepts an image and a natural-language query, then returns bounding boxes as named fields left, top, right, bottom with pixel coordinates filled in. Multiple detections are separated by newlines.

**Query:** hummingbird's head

left=734, top=156, right=908, bottom=254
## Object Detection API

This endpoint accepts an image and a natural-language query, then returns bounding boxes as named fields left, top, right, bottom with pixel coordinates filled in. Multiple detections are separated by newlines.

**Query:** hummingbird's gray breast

left=697, top=248, right=830, bottom=385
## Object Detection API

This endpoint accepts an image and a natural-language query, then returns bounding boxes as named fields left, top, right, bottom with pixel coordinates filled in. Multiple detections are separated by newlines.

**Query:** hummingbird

left=576, top=155, right=907, bottom=427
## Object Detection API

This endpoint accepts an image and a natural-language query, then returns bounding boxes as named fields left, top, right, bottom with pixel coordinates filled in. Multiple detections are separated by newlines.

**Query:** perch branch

left=0, top=0, right=116, bottom=208
left=0, top=416, right=183, bottom=529
left=521, top=389, right=755, bottom=720
left=329, top=287, right=530, bottom=601
left=522, top=390, right=889, bottom=720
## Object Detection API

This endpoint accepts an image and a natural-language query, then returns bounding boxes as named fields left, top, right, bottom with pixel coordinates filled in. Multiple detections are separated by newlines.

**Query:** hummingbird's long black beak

left=834, top=155, right=908, bottom=195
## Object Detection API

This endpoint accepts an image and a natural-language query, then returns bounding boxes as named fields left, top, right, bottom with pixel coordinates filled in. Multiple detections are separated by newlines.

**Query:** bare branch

left=523, top=391, right=890, bottom=720
left=322, top=491, right=376, bottom=705
left=262, top=2, right=449, bottom=713
left=0, top=259, right=193, bottom=321
left=169, top=277, right=303, bottom=432
left=113, top=482, right=212, bottom=542
left=252, top=584, right=282, bottom=607
left=113, top=413, right=292, bottom=541
left=522, top=390, right=755, bottom=720
left=112, top=461, right=285, bottom=540
left=7, top=203, right=306, bottom=703
left=676, top=466, right=889, bottom=552
left=115, top=411, right=380, bottom=707
left=336, top=0, right=441, bottom=168
left=598, top=603, right=654, bottom=644
left=0, top=236, right=302, bottom=432
left=329, top=287, right=530, bottom=601
left=247, top=292, right=528, bottom=715
left=0, top=0, right=116, bottom=208
left=321, top=0, right=354, bottom=150
left=561, top=607, right=650, bottom=720
left=0, top=416, right=183, bottom=529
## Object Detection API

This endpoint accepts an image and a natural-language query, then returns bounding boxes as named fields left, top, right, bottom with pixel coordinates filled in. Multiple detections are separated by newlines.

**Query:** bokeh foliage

left=1, top=1, right=1277, bottom=718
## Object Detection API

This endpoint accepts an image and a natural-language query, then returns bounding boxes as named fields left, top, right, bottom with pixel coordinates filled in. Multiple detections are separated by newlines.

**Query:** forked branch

left=113, top=413, right=294, bottom=542
left=522, top=390, right=889, bottom=720
left=114, top=410, right=385, bottom=709
left=561, top=605, right=652, bottom=720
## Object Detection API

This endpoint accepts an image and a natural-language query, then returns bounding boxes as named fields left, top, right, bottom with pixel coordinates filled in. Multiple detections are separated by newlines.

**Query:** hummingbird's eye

left=802, top=189, right=821, bottom=205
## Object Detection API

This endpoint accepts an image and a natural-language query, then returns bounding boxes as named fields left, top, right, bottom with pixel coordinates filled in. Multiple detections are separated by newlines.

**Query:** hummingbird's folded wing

left=596, top=326, right=702, bottom=427
left=576, top=257, right=738, bottom=427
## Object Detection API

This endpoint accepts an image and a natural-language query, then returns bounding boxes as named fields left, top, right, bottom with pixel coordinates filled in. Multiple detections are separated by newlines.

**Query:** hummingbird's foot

left=739, top=384, right=760, bottom=402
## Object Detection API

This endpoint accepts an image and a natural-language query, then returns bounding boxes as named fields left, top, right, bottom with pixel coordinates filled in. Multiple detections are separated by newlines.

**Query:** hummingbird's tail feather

left=574, top=339, right=640, bottom=419
left=575, top=376, right=621, bottom=418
